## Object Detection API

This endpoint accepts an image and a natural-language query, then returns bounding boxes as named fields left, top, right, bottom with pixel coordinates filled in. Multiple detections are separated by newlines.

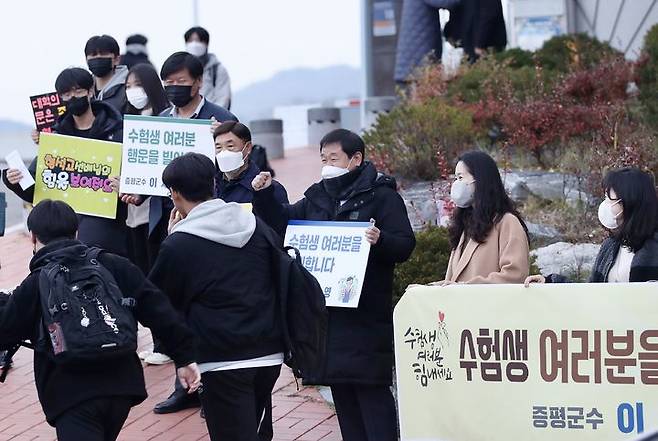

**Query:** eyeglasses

left=60, top=88, right=89, bottom=101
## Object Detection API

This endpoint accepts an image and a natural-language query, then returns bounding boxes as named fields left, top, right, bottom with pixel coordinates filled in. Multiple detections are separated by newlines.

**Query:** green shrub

left=535, top=34, right=620, bottom=72
left=363, top=99, right=476, bottom=181
left=392, top=226, right=451, bottom=308
left=637, top=24, right=658, bottom=131
left=494, top=47, right=536, bottom=69
left=446, top=57, right=555, bottom=105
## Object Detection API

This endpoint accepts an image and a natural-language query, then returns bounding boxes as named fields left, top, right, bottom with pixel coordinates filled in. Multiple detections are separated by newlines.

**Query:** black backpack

left=260, top=220, right=328, bottom=385
left=36, top=247, right=138, bottom=364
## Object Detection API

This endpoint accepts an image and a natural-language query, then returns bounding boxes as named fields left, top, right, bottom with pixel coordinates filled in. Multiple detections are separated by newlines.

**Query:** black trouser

left=147, top=218, right=168, bottom=354
left=331, top=384, right=398, bottom=441
left=55, top=396, right=133, bottom=441
left=127, top=224, right=150, bottom=275
left=199, top=365, right=281, bottom=441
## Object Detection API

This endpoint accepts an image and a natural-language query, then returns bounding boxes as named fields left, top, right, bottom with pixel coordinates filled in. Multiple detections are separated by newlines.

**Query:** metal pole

left=192, top=0, right=200, bottom=26
left=608, top=0, right=626, bottom=43
left=624, top=0, right=657, bottom=54
left=360, top=0, right=372, bottom=130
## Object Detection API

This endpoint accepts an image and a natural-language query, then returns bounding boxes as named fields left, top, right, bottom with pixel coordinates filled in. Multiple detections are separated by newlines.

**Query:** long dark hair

left=603, top=168, right=658, bottom=252
left=448, top=151, right=528, bottom=250
left=126, top=63, right=170, bottom=115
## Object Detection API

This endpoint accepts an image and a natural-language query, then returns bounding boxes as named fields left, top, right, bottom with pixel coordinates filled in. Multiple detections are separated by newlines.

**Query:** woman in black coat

left=444, top=0, right=508, bottom=62
left=526, top=168, right=658, bottom=285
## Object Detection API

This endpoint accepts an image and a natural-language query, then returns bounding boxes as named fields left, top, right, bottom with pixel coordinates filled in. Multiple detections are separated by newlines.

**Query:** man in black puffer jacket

left=3, top=67, right=128, bottom=257
left=252, top=129, right=416, bottom=441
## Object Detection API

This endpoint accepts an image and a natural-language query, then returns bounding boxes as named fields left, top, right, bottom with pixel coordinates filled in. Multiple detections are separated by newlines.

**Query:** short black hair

left=184, top=27, right=210, bottom=44
left=160, top=51, right=204, bottom=80
left=320, top=129, right=366, bottom=158
left=27, top=200, right=78, bottom=244
left=604, top=167, right=658, bottom=252
left=214, top=121, right=252, bottom=143
left=162, top=153, right=216, bottom=202
left=84, top=35, right=120, bottom=57
left=55, top=68, right=94, bottom=95
left=126, top=34, right=148, bottom=45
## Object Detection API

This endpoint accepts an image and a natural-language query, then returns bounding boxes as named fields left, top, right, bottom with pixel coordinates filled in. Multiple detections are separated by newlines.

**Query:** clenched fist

left=252, top=172, right=272, bottom=191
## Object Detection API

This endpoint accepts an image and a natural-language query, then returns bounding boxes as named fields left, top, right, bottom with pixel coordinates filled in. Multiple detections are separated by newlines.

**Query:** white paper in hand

left=5, top=150, right=35, bottom=190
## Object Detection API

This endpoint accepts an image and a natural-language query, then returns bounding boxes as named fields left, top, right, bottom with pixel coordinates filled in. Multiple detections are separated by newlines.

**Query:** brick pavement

left=0, top=147, right=343, bottom=440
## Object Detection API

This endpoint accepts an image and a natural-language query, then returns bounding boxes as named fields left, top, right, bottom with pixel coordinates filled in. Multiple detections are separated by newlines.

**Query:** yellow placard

left=394, top=283, right=658, bottom=441
left=34, top=133, right=122, bottom=219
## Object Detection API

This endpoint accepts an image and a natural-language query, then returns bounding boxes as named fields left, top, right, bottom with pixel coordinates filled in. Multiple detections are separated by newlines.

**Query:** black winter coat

left=2, top=101, right=129, bottom=256
left=0, top=240, right=196, bottom=425
left=253, top=162, right=416, bottom=385
left=444, top=0, right=507, bottom=61
left=547, top=233, right=658, bottom=283
left=215, top=160, right=289, bottom=236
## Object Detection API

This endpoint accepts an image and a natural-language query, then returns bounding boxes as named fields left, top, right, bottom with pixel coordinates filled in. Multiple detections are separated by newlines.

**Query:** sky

left=0, top=0, right=362, bottom=125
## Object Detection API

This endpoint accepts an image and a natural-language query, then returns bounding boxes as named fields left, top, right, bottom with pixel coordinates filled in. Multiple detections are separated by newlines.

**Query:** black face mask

left=87, top=57, right=114, bottom=78
left=64, top=95, right=90, bottom=116
left=165, top=85, right=194, bottom=108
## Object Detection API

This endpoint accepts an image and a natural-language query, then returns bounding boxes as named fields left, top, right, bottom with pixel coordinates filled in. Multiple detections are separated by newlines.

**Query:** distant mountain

left=0, top=119, right=32, bottom=133
left=231, top=65, right=362, bottom=124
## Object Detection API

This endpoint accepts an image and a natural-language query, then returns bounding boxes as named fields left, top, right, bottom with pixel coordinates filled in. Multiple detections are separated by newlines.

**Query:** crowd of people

left=0, top=26, right=657, bottom=441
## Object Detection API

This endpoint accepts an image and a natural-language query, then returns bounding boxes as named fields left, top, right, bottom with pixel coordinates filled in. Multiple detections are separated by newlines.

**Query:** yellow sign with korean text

left=394, top=283, right=658, bottom=441
left=34, top=133, right=121, bottom=219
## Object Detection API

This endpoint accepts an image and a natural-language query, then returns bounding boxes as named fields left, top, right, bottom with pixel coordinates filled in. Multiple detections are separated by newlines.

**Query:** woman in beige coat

left=432, top=151, right=530, bottom=285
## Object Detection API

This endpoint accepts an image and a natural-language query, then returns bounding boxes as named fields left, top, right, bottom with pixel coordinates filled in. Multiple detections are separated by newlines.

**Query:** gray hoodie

left=171, top=199, right=255, bottom=248
left=201, top=53, right=231, bottom=109
left=97, top=65, right=129, bottom=113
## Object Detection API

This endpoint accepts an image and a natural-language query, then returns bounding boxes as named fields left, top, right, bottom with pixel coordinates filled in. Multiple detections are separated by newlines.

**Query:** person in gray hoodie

left=85, top=35, right=129, bottom=114
left=184, top=27, right=232, bottom=109
left=149, top=152, right=284, bottom=441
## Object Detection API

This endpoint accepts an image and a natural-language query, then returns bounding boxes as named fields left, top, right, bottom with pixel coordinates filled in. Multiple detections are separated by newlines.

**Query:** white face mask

left=186, top=41, right=208, bottom=58
left=216, top=145, right=246, bottom=173
left=126, top=87, right=149, bottom=110
left=321, top=157, right=355, bottom=180
left=450, top=179, right=475, bottom=208
left=598, top=198, right=623, bottom=230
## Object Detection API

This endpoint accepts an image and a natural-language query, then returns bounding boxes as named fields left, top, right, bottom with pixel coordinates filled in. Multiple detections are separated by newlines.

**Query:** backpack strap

left=85, top=247, right=137, bottom=309
left=211, top=64, right=219, bottom=88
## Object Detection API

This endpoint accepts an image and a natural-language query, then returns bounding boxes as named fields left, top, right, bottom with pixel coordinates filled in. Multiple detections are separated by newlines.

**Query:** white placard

left=121, top=115, right=214, bottom=196
left=285, top=220, right=371, bottom=308
left=5, top=150, right=35, bottom=190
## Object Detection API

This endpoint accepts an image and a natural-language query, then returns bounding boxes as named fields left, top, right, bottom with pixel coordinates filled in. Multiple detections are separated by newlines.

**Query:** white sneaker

left=145, top=352, right=173, bottom=365
left=138, top=350, right=152, bottom=360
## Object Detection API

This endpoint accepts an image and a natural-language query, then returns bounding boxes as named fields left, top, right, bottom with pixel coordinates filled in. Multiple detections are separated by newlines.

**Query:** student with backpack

left=149, top=153, right=292, bottom=440
left=0, top=200, right=200, bottom=441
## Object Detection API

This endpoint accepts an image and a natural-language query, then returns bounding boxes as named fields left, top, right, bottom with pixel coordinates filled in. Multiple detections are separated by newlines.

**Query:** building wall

left=569, top=0, right=657, bottom=58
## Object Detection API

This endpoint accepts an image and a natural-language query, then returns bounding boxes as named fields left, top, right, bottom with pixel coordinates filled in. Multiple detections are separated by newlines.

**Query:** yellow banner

left=394, top=283, right=658, bottom=441
left=34, top=133, right=122, bottom=219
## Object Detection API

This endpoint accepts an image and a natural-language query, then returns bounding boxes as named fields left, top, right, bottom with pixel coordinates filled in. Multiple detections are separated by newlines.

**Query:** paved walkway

left=0, top=147, right=343, bottom=440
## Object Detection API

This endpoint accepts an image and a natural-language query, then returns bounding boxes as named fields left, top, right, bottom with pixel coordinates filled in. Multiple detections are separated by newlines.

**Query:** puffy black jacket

left=253, top=162, right=416, bottom=385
